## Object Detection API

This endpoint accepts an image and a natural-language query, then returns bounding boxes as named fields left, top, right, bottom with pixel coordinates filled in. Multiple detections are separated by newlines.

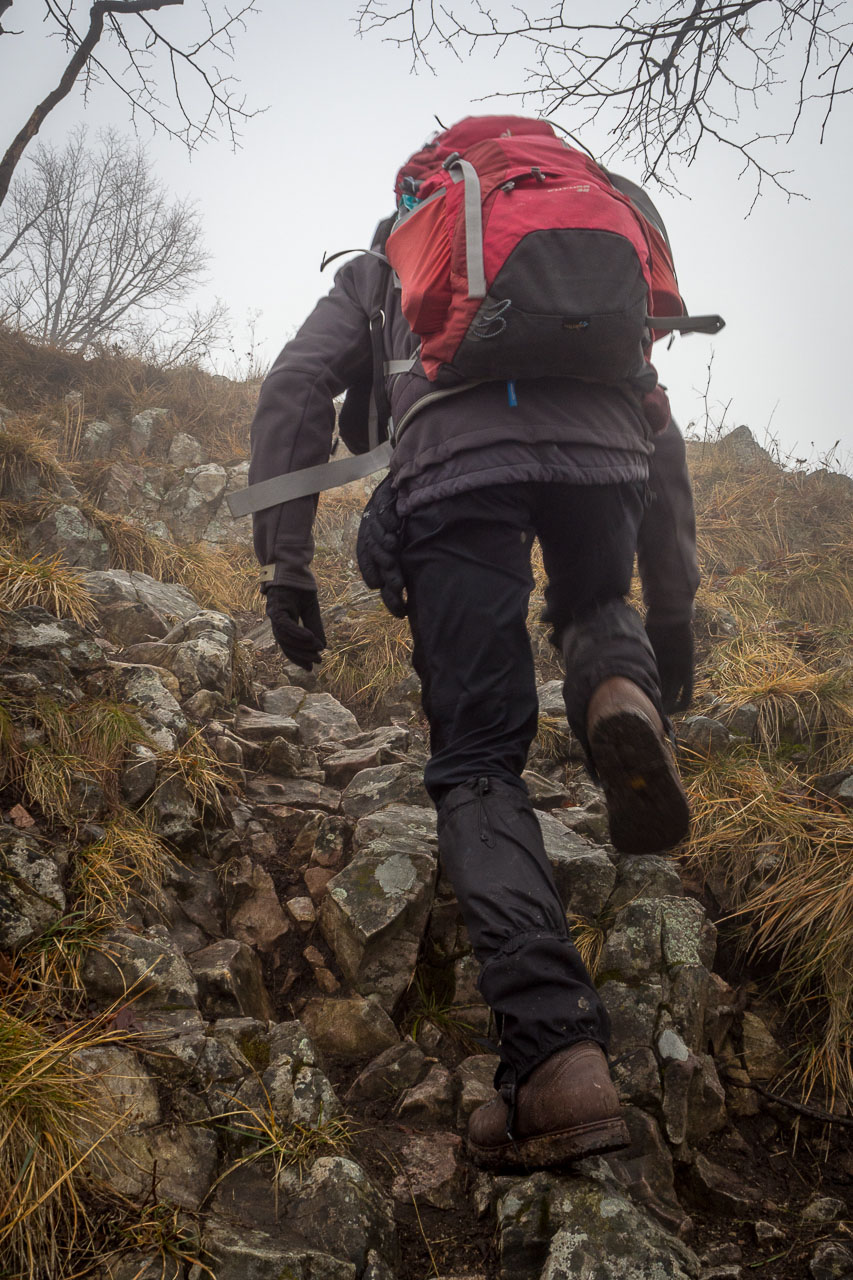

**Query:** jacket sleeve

left=248, top=258, right=375, bottom=591
left=637, top=419, right=700, bottom=627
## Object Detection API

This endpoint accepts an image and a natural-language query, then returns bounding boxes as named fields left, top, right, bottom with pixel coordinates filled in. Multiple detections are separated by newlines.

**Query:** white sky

left=2, top=1, right=852, bottom=466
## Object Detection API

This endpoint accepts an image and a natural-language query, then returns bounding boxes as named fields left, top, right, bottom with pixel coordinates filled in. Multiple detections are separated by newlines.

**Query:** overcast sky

left=2, top=1, right=851, bottom=467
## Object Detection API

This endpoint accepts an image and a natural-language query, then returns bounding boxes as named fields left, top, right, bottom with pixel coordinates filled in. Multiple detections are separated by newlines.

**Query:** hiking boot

left=467, top=1041, right=630, bottom=1172
left=587, top=676, right=690, bottom=855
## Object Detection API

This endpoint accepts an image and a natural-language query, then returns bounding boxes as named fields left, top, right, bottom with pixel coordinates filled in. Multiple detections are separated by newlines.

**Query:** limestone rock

left=681, top=715, right=733, bottom=756
left=802, top=1196, right=846, bottom=1223
left=168, top=432, right=206, bottom=467
left=197, top=1219, right=357, bottom=1280
left=261, top=685, right=307, bottom=717
left=144, top=773, right=199, bottom=847
left=281, top=1157, right=398, bottom=1274
left=391, top=1133, right=464, bottom=1209
left=497, top=1170, right=700, bottom=1280
left=294, top=691, right=360, bottom=747
left=188, top=939, right=274, bottom=1021
left=808, top=1241, right=853, bottom=1279
left=741, top=1010, right=787, bottom=1082
left=161, top=463, right=227, bottom=541
left=4, top=606, right=104, bottom=670
left=604, top=1106, right=689, bottom=1237
left=396, top=1063, right=455, bottom=1125
left=319, top=838, right=437, bottom=1009
left=683, top=1154, right=761, bottom=1215
left=536, top=811, right=617, bottom=919
left=236, top=705, right=300, bottom=742
left=607, top=855, right=684, bottom=913
left=82, top=926, right=198, bottom=1010
left=322, top=726, right=411, bottom=787
left=353, top=803, right=437, bottom=851
left=599, top=980, right=663, bottom=1055
left=79, top=419, right=115, bottom=459
left=120, top=743, right=158, bottom=805
left=129, top=407, right=168, bottom=455
left=247, top=777, right=341, bottom=811
left=82, top=570, right=201, bottom=645
left=346, top=1040, right=428, bottom=1102
left=341, top=763, right=429, bottom=820
left=300, top=995, right=400, bottom=1061
left=610, top=1047, right=662, bottom=1110
left=225, top=855, right=289, bottom=952
left=456, top=1054, right=500, bottom=1123
left=26, top=503, right=111, bottom=569
left=0, top=829, right=66, bottom=948
left=111, top=662, right=187, bottom=749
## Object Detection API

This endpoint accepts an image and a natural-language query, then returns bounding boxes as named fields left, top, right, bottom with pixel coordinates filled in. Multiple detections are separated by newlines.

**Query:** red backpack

left=387, top=116, right=722, bottom=387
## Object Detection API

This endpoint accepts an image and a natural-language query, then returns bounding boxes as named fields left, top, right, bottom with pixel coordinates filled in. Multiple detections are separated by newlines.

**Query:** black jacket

left=248, top=226, right=699, bottom=625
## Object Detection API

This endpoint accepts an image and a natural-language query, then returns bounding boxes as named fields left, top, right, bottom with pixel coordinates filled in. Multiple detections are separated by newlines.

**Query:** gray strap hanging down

left=226, top=440, right=393, bottom=518
left=447, top=157, right=487, bottom=300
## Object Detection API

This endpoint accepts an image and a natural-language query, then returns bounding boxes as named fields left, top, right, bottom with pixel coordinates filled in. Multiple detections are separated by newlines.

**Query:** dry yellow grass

left=71, top=816, right=174, bottom=921
left=0, top=999, right=128, bottom=1280
left=155, top=728, right=239, bottom=818
left=696, top=631, right=853, bottom=767
left=686, top=754, right=853, bottom=1108
left=0, top=420, right=69, bottom=498
left=0, top=325, right=258, bottom=466
left=0, top=549, right=98, bottom=625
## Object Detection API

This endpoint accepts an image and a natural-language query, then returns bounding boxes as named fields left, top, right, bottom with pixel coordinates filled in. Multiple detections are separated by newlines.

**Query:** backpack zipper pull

left=507, top=380, right=518, bottom=407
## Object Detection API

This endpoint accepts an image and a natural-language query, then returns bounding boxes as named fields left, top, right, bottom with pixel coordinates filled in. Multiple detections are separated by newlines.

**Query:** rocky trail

left=1, top=383, right=852, bottom=1278
left=2, top=562, right=852, bottom=1280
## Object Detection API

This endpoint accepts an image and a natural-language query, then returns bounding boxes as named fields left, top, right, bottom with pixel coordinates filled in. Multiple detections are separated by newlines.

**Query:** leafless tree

left=0, top=0, right=259, bottom=210
left=355, top=1, right=853, bottom=198
left=0, top=128, right=228, bottom=364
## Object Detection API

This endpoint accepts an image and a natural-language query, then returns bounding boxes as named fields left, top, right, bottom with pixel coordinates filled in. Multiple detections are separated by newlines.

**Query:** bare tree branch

left=354, top=1, right=853, bottom=196
left=0, top=127, right=228, bottom=360
left=0, top=1, right=259, bottom=210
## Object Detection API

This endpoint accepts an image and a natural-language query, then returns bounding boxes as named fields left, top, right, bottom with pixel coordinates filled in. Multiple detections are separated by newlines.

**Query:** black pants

left=400, top=480, right=662, bottom=1081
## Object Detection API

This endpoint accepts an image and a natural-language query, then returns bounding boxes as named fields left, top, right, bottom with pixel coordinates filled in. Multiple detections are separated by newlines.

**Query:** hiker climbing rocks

left=238, top=115, right=720, bottom=1171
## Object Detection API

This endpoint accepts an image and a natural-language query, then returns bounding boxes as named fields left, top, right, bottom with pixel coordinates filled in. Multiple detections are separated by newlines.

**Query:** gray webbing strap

left=649, top=314, right=726, bottom=335
left=449, top=157, right=487, bottom=300
left=384, top=357, right=418, bottom=375
left=226, top=440, right=393, bottom=518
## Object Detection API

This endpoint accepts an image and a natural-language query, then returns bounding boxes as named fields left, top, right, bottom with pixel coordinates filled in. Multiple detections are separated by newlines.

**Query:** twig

left=721, top=1073, right=853, bottom=1126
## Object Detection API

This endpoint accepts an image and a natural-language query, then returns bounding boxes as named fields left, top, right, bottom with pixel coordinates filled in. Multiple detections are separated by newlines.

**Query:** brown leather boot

left=467, top=1042, right=629, bottom=1172
left=587, top=677, right=690, bottom=855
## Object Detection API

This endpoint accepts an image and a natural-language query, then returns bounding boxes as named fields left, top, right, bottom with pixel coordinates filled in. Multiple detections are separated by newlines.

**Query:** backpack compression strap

left=226, top=440, right=394, bottom=519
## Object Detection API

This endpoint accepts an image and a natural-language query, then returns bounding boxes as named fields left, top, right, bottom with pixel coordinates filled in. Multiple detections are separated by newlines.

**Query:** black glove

left=646, top=620, right=694, bottom=714
left=356, top=475, right=407, bottom=618
left=266, top=585, right=327, bottom=670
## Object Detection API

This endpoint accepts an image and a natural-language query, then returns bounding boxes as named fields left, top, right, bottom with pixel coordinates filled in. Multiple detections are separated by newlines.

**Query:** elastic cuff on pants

left=478, top=930, right=611, bottom=1081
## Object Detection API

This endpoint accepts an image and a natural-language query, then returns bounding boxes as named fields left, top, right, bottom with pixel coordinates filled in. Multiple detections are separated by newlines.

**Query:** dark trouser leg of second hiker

left=401, top=485, right=627, bottom=1168
left=537, top=482, right=690, bottom=855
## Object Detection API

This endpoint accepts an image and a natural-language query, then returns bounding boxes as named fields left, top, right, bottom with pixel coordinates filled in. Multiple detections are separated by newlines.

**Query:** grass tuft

left=72, top=816, right=174, bottom=921
left=698, top=632, right=853, bottom=767
left=0, top=421, right=68, bottom=497
left=686, top=753, right=853, bottom=1108
left=0, top=1000, right=126, bottom=1279
left=155, top=729, right=238, bottom=819
left=0, top=549, right=98, bottom=625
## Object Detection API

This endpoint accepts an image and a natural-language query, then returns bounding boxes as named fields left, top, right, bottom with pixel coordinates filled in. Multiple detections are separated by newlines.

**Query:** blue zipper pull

left=507, top=380, right=518, bottom=407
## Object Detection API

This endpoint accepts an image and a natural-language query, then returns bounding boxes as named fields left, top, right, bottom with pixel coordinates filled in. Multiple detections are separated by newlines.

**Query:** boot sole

left=467, top=1114, right=630, bottom=1172
left=589, top=709, right=690, bottom=855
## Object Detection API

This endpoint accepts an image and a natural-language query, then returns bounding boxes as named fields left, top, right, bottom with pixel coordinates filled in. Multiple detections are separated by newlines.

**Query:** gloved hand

left=646, top=620, right=694, bottom=714
left=356, top=474, right=407, bottom=618
left=266, top=585, right=327, bottom=670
